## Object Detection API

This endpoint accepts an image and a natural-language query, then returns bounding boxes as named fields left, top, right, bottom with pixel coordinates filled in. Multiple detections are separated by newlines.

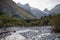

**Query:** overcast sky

left=13, top=0, right=60, bottom=11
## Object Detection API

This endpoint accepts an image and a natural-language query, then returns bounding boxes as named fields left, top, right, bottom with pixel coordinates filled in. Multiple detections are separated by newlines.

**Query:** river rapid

left=0, top=26, right=60, bottom=40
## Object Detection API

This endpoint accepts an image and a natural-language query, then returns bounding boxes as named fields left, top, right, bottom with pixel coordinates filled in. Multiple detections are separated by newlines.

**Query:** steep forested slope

left=0, top=0, right=35, bottom=19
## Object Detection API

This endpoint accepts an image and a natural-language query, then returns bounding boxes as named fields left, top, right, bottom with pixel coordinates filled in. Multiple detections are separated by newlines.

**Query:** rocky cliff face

left=0, top=0, right=35, bottom=19
left=43, top=4, right=60, bottom=16
left=17, top=3, right=31, bottom=12
left=44, top=8, right=50, bottom=14
left=51, top=4, right=60, bottom=14
left=31, top=8, right=46, bottom=19
left=17, top=3, right=46, bottom=19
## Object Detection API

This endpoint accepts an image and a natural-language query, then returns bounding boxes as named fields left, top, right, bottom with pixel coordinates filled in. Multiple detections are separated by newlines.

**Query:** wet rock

left=0, top=26, right=60, bottom=40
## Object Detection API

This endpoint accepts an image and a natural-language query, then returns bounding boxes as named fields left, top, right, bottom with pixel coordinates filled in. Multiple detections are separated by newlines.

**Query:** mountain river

left=0, top=26, right=60, bottom=40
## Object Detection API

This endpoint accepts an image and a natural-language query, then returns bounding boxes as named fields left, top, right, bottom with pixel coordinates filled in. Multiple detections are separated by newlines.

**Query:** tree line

left=0, top=11, right=60, bottom=32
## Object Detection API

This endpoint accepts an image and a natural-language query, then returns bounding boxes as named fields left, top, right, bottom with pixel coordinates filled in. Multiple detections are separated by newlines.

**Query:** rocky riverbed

left=0, top=26, right=60, bottom=40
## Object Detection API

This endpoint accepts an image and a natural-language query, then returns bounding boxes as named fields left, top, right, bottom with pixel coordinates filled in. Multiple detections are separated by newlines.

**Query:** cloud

left=49, top=0, right=60, bottom=4
left=51, top=0, right=60, bottom=2
left=13, top=0, right=60, bottom=11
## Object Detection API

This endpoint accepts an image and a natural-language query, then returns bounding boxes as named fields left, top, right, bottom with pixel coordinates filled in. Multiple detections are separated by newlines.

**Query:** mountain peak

left=44, top=8, right=49, bottom=12
left=51, top=4, right=60, bottom=14
left=43, top=8, right=50, bottom=14
left=0, top=0, right=36, bottom=19
left=25, top=3, right=29, bottom=6
left=55, top=4, right=60, bottom=7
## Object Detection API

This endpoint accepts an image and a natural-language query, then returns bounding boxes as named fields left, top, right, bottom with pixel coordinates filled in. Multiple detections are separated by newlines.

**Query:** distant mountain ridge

left=51, top=4, right=60, bottom=14
left=0, top=0, right=60, bottom=19
left=17, top=2, right=31, bottom=12
left=43, top=4, right=60, bottom=16
left=0, top=0, right=36, bottom=19
left=44, top=8, right=50, bottom=14
left=17, top=3, right=47, bottom=19
left=17, top=3, right=31, bottom=12
left=31, top=8, right=46, bottom=19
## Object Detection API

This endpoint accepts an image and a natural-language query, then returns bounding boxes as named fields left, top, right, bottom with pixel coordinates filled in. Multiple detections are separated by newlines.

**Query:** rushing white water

left=0, top=26, right=60, bottom=40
